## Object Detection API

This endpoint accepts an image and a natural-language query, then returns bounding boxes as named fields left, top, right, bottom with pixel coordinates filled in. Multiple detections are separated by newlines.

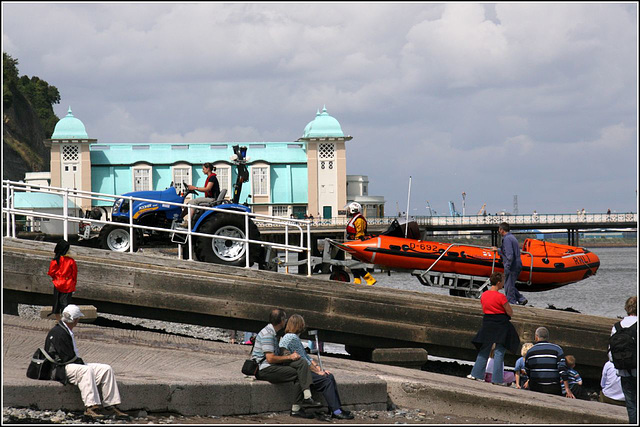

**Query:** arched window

left=132, top=163, right=152, bottom=191
left=172, top=163, right=192, bottom=194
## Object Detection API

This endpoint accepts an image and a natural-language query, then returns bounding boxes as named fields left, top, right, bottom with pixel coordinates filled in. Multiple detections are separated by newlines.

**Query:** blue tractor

left=98, top=145, right=264, bottom=267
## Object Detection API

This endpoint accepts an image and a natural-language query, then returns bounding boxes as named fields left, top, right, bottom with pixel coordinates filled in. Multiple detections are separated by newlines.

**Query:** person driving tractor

left=345, top=202, right=377, bottom=286
left=181, top=162, right=221, bottom=227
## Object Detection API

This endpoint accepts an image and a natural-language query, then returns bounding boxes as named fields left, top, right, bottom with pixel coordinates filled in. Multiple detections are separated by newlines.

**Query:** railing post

left=187, top=214, right=193, bottom=261
left=307, top=221, right=312, bottom=277
left=285, top=223, right=289, bottom=274
left=129, top=196, right=134, bottom=254
left=63, top=188, right=69, bottom=241
left=245, top=213, right=250, bottom=269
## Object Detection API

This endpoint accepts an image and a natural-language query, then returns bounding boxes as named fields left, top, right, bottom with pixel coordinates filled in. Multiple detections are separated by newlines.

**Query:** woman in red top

left=47, top=240, right=77, bottom=321
left=467, top=272, right=520, bottom=385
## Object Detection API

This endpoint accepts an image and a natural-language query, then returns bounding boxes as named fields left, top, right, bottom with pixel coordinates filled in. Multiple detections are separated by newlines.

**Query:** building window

left=62, top=144, right=79, bottom=162
left=318, top=143, right=335, bottom=160
left=215, top=166, right=230, bottom=195
left=252, top=166, right=268, bottom=196
left=172, top=165, right=191, bottom=194
left=133, top=166, right=152, bottom=191
left=272, top=205, right=289, bottom=217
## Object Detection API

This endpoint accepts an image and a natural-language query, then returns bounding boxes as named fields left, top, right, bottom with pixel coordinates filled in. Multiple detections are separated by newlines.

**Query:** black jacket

left=44, top=322, right=84, bottom=383
left=471, top=313, right=521, bottom=355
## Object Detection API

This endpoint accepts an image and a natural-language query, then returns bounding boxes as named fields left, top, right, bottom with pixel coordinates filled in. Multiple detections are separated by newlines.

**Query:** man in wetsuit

left=492, top=222, right=527, bottom=305
left=345, top=202, right=376, bottom=286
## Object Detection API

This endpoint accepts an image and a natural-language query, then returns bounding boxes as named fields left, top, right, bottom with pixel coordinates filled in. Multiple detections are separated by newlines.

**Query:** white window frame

left=132, top=164, right=153, bottom=192
left=172, top=163, right=192, bottom=194
left=251, top=164, right=269, bottom=196
left=271, top=205, right=289, bottom=217
left=214, top=163, right=231, bottom=196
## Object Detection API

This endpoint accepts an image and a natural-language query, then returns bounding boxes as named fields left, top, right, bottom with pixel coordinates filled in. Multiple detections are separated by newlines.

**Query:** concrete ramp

left=3, top=237, right=616, bottom=381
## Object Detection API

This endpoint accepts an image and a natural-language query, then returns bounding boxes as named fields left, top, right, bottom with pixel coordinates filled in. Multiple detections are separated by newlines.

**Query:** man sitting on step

left=251, top=308, right=322, bottom=419
left=44, top=304, right=130, bottom=420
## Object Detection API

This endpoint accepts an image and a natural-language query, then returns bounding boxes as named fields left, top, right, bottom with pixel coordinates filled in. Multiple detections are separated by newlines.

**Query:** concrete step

left=2, top=315, right=627, bottom=423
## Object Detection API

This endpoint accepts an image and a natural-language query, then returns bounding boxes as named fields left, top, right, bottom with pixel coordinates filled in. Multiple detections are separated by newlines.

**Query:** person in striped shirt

left=561, top=355, right=589, bottom=400
left=524, top=326, right=575, bottom=398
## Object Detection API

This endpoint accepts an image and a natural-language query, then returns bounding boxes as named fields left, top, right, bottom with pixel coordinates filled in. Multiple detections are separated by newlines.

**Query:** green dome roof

left=302, top=106, right=344, bottom=138
left=51, top=107, right=89, bottom=139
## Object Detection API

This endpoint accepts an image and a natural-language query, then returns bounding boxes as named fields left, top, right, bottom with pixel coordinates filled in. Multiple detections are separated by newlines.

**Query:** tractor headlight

left=112, top=199, right=123, bottom=214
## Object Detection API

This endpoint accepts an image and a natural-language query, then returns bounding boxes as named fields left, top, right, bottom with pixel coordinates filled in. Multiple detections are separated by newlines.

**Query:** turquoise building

left=32, top=106, right=367, bottom=219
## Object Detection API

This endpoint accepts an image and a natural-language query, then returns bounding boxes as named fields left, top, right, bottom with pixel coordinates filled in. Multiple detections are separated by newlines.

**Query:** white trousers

left=65, top=363, right=121, bottom=408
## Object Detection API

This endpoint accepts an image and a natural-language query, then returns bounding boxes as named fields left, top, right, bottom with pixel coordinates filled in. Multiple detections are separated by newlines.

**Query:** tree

left=3, top=52, right=61, bottom=137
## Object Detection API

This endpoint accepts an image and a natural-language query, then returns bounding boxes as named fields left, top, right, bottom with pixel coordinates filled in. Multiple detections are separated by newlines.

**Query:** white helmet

left=347, top=202, right=362, bottom=215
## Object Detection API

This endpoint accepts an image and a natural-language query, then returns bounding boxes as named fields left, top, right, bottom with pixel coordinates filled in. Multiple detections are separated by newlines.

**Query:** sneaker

left=84, top=406, right=105, bottom=419
left=290, top=409, right=315, bottom=419
left=492, top=382, right=511, bottom=387
left=103, top=406, right=130, bottom=419
left=302, top=397, right=323, bottom=408
left=518, top=299, right=528, bottom=306
left=466, top=374, right=483, bottom=381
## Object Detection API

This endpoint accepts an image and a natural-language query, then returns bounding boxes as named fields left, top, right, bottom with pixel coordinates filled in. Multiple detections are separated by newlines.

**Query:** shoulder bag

left=26, top=347, right=77, bottom=381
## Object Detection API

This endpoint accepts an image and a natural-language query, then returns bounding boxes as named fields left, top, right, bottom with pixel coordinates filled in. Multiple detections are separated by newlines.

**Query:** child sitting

left=515, top=343, right=533, bottom=389
left=562, top=355, right=589, bottom=400
left=484, top=345, right=515, bottom=385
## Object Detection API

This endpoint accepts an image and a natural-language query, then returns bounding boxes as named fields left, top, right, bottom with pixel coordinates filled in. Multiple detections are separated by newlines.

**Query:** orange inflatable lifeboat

left=334, top=223, right=600, bottom=292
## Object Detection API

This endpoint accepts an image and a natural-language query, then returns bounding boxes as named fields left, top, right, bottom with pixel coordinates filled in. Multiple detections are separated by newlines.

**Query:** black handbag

left=26, top=347, right=77, bottom=381
left=240, top=336, right=263, bottom=376
left=241, top=358, right=260, bottom=376
left=26, top=348, right=56, bottom=380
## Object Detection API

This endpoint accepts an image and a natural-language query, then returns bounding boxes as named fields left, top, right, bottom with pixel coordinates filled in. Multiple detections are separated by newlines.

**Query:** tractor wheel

left=99, top=225, right=139, bottom=252
left=194, top=213, right=261, bottom=267
left=329, top=269, right=351, bottom=282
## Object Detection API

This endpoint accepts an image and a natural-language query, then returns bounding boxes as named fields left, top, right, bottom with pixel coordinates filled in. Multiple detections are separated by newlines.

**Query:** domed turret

left=51, top=107, right=89, bottom=139
left=302, top=106, right=345, bottom=138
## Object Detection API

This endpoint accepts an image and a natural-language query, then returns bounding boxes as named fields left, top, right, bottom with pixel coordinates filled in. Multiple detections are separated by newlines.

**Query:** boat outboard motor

left=382, top=218, right=421, bottom=239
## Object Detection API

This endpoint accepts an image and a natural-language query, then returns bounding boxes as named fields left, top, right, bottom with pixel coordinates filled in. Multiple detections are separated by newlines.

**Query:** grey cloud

left=2, top=2, right=636, bottom=214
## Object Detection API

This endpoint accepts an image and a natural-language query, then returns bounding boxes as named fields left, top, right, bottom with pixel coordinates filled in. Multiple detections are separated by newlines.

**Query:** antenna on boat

left=405, top=176, right=412, bottom=238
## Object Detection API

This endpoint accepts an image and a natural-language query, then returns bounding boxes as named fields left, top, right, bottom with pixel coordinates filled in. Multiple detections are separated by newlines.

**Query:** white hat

left=62, top=304, right=85, bottom=321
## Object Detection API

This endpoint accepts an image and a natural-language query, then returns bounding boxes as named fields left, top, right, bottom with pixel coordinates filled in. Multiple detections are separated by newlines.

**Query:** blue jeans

left=621, top=375, right=637, bottom=424
left=470, top=343, right=506, bottom=384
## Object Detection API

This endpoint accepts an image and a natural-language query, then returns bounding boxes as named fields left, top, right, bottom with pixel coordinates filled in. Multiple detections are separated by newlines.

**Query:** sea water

left=371, top=246, right=638, bottom=319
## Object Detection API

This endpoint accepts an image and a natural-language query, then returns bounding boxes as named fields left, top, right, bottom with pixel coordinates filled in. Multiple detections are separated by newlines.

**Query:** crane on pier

left=477, top=203, right=487, bottom=216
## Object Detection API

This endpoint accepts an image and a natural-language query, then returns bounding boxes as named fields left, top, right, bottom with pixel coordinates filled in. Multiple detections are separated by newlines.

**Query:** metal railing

left=2, top=180, right=313, bottom=275
left=258, top=212, right=637, bottom=228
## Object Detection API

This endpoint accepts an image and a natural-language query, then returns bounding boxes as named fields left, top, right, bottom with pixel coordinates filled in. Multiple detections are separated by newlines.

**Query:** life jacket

left=346, top=213, right=367, bottom=239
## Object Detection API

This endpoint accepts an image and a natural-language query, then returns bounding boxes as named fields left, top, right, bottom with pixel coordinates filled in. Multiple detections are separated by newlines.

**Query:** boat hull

left=336, top=237, right=600, bottom=292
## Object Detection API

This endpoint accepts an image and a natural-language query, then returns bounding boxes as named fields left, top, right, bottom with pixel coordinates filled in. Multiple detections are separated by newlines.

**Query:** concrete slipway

left=1, top=315, right=627, bottom=424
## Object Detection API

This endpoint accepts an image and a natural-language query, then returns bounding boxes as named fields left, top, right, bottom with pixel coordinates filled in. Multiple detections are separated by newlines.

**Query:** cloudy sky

left=3, top=2, right=638, bottom=216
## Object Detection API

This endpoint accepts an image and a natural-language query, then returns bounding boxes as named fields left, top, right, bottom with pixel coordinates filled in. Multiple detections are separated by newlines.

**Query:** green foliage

left=3, top=52, right=60, bottom=136
left=3, top=52, right=19, bottom=107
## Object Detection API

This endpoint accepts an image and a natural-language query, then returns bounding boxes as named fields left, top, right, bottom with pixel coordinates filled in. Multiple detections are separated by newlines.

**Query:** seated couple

left=251, top=309, right=353, bottom=420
